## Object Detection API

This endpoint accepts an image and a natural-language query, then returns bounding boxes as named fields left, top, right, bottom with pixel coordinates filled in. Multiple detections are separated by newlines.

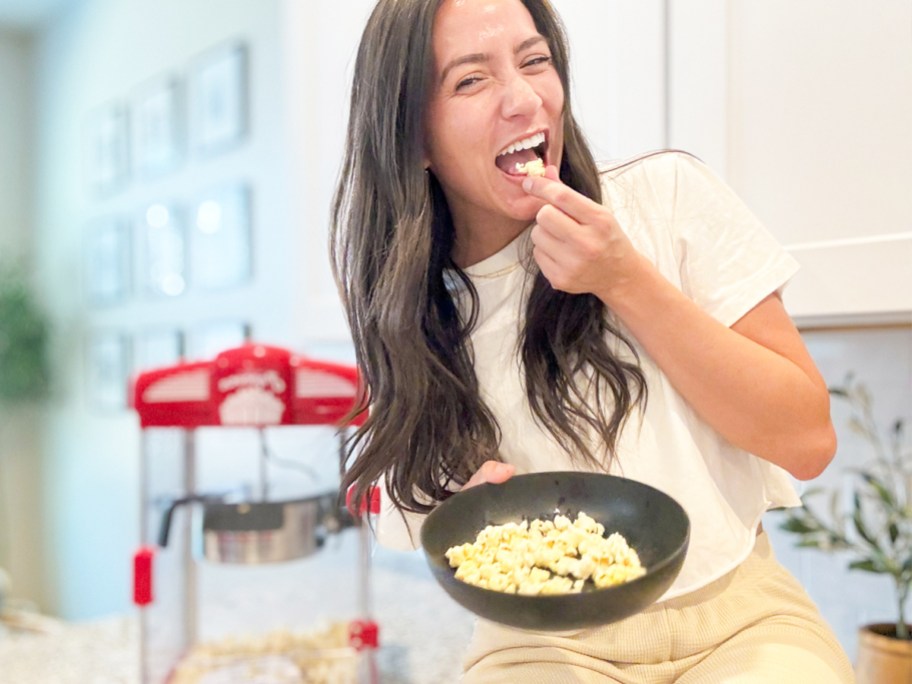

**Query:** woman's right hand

left=463, top=461, right=515, bottom=490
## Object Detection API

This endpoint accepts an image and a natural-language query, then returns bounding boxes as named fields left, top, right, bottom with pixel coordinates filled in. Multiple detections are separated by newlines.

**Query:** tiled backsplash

left=764, top=323, right=912, bottom=661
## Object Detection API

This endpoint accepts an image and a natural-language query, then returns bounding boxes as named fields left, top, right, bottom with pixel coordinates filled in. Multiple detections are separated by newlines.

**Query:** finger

left=531, top=238, right=583, bottom=292
left=531, top=245, right=562, bottom=287
left=463, top=461, right=515, bottom=490
left=533, top=203, right=578, bottom=242
left=522, top=173, right=604, bottom=225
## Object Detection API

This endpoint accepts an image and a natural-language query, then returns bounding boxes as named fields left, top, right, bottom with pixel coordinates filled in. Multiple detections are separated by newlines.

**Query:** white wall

left=558, top=0, right=667, bottom=160
left=279, top=0, right=375, bottom=345
left=30, top=0, right=294, bottom=619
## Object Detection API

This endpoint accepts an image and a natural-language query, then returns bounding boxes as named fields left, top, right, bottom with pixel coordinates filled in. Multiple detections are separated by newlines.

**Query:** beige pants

left=463, top=533, right=855, bottom=683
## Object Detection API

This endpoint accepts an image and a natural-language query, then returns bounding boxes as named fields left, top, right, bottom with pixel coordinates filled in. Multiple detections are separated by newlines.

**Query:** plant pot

left=856, top=623, right=912, bottom=684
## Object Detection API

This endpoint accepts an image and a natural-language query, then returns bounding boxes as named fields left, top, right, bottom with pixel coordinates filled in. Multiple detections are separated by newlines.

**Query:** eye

left=455, top=75, right=483, bottom=92
left=521, top=55, right=552, bottom=70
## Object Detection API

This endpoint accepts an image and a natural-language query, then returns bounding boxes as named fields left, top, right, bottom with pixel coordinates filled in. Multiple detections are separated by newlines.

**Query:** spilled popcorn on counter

left=445, top=512, right=645, bottom=595
left=170, top=622, right=358, bottom=684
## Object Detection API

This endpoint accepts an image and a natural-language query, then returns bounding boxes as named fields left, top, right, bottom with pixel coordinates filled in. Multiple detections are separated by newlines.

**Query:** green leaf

left=902, top=556, right=912, bottom=573
left=796, top=539, right=826, bottom=549
left=847, top=417, right=868, bottom=438
left=861, top=472, right=897, bottom=508
left=849, top=559, right=882, bottom=574
left=828, top=489, right=843, bottom=529
left=800, top=487, right=824, bottom=500
left=0, top=265, right=51, bottom=402
left=852, top=493, right=878, bottom=546
left=779, top=517, right=818, bottom=535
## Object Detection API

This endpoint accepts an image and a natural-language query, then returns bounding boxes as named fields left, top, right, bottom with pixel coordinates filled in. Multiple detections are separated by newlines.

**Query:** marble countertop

left=0, top=543, right=476, bottom=684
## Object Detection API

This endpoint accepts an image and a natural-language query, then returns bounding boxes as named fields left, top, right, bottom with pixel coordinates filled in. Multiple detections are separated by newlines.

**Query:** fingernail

left=522, top=177, right=533, bottom=192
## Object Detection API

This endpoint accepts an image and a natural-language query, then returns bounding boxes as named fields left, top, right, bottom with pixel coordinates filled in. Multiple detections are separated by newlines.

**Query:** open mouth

left=495, top=131, right=548, bottom=176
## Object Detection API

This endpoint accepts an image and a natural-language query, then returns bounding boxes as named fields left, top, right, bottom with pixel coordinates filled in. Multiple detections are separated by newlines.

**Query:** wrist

left=594, top=252, right=659, bottom=313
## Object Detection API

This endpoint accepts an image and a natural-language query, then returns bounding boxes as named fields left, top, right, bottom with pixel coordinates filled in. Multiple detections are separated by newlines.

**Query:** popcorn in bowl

left=445, top=511, right=645, bottom=596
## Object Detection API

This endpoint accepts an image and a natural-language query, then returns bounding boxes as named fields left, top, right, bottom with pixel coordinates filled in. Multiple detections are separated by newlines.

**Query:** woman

left=331, top=0, right=855, bottom=681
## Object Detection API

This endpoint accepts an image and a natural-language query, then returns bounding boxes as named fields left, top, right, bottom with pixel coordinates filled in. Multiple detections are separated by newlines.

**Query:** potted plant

left=0, top=263, right=51, bottom=403
left=779, top=373, right=911, bottom=682
left=0, top=262, right=51, bottom=632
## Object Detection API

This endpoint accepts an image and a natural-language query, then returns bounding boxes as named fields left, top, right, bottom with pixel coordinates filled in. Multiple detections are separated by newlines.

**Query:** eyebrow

left=439, top=35, right=548, bottom=84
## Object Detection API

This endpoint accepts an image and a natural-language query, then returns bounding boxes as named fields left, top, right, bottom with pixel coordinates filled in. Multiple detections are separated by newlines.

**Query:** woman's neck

left=450, top=216, right=530, bottom=268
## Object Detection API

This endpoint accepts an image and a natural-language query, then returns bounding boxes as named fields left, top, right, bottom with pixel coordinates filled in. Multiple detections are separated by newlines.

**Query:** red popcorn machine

left=131, top=344, right=380, bottom=684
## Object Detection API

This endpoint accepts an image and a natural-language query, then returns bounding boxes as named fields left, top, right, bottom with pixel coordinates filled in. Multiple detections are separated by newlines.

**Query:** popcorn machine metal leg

left=182, top=429, right=198, bottom=649
left=340, top=427, right=380, bottom=683
left=137, top=429, right=200, bottom=683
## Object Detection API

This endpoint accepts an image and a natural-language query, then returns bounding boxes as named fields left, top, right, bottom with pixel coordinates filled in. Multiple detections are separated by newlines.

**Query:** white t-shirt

left=376, top=150, right=802, bottom=601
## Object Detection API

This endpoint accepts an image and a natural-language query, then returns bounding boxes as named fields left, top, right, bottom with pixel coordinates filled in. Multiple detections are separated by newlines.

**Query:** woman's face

left=425, top=0, right=565, bottom=250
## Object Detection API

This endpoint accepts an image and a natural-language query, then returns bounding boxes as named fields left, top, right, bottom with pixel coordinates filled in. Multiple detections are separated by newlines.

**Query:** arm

left=523, top=168, right=836, bottom=480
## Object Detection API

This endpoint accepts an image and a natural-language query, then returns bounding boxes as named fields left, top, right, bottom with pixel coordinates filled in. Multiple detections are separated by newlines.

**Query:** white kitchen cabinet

left=670, top=0, right=912, bottom=324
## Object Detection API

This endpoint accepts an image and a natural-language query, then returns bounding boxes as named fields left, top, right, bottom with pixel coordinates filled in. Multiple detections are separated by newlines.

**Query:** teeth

left=498, top=131, right=545, bottom=157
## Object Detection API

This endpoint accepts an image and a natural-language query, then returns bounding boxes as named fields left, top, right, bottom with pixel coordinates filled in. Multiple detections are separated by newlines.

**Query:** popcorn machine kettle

left=131, top=344, right=379, bottom=684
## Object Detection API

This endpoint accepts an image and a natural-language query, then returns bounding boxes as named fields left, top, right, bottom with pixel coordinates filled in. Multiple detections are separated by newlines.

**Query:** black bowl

left=421, top=471, right=690, bottom=631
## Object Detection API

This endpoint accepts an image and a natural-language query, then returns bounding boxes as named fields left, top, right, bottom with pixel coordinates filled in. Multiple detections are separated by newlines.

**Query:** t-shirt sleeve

left=649, top=152, right=800, bottom=327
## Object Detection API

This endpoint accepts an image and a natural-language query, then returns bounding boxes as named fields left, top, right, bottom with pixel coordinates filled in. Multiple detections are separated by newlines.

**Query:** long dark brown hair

left=331, top=0, right=647, bottom=514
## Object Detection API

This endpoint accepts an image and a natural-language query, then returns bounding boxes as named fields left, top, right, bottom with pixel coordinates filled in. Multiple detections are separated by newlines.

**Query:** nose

left=501, top=74, right=541, bottom=118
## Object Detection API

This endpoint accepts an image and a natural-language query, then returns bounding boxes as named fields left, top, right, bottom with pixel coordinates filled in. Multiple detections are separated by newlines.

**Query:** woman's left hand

left=462, top=461, right=515, bottom=490
left=522, top=166, right=646, bottom=303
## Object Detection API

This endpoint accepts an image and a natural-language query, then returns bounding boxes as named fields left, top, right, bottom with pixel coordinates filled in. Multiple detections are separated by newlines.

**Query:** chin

left=507, top=197, right=546, bottom=223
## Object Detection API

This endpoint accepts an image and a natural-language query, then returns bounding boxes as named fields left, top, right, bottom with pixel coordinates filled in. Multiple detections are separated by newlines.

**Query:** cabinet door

left=731, top=1, right=912, bottom=323
left=672, top=1, right=912, bottom=323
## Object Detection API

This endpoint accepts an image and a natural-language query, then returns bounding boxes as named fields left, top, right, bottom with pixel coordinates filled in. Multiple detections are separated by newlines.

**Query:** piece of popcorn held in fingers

left=515, top=158, right=546, bottom=177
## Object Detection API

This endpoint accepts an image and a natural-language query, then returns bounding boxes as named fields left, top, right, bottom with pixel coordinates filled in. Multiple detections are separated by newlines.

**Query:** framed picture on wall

left=84, top=216, right=131, bottom=306
left=138, top=201, right=186, bottom=298
left=189, top=41, right=249, bottom=155
left=132, top=75, right=183, bottom=178
left=86, top=331, right=131, bottom=410
left=190, top=182, right=252, bottom=290
left=83, top=102, right=130, bottom=196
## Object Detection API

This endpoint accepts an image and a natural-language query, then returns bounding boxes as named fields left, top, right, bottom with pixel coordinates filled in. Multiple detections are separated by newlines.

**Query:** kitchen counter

left=0, top=616, right=137, bottom=684
left=0, top=547, right=476, bottom=684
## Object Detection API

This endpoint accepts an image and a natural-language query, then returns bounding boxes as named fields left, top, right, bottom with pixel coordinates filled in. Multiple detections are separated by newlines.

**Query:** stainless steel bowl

left=203, top=496, right=325, bottom=564
left=159, top=491, right=352, bottom=564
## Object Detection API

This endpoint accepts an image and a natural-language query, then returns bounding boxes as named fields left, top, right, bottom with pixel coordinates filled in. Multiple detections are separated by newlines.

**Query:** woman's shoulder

left=597, top=148, right=705, bottom=183
left=597, top=149, right=731, bottom=216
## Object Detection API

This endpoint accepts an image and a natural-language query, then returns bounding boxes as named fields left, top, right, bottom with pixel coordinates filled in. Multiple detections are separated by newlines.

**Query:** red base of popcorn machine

left=130, top=344, right=380, bottom=684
